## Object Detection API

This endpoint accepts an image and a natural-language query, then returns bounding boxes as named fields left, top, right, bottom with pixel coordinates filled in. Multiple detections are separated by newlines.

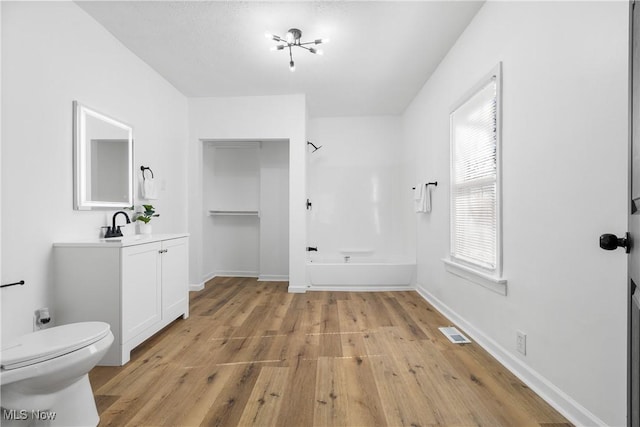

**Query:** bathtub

left=307, top=257, right=416, bottom=291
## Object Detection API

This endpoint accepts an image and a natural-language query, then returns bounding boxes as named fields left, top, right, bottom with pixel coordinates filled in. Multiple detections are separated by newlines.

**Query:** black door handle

left=599, top=232, right=631, bottom=253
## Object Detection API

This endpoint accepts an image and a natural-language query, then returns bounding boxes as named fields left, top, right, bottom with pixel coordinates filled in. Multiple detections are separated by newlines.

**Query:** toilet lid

left=1, top=322, right=111, bottom=370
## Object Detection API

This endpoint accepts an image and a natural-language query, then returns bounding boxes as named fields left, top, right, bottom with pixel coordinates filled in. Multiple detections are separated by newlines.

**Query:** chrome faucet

left=104, top=211, right=131, bottom=238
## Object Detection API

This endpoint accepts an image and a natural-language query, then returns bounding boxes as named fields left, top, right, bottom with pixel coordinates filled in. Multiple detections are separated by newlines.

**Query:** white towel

left=414, top=184, right=425, bottom=213
left=424, top=184, right=432, bottom=213
left=142, top=178, right=158, bottom=200
left=414, top=183, right=432, bottom=213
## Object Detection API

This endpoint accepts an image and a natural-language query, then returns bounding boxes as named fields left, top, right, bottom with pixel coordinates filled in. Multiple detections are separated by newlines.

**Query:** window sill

left=442, top=259, right=507, bottom=296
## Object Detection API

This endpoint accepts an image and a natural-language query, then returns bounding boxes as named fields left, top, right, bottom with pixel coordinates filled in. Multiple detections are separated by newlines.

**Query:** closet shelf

left=208, top=210, right=260, bottom=217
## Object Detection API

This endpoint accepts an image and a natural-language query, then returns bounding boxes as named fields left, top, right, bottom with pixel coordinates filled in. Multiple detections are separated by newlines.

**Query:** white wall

left=403, top=2, right=628, bottom=425
left=259, top=141, right=289, bottom=281
left=307, top=116, right=406, bottom=261
left=188, top=95, right=306, bottom=291
left=1, top=2, right=188, bottom=342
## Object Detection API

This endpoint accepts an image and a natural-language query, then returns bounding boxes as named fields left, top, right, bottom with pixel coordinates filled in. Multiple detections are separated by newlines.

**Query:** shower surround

left=307, top=116, right=415, bottom=289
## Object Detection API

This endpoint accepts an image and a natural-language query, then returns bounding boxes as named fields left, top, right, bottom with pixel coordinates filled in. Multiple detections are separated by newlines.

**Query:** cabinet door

left=121, top=242, right=162, bottom=342
left=161, top=237, right=189, bottom=320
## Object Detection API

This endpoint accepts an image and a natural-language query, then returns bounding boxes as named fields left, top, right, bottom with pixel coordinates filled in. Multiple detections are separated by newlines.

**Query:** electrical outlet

left=516, top=330, right=527, bottom=355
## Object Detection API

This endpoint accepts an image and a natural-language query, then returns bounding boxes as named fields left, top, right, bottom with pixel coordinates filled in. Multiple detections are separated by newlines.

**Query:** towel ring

left=140, top=166, right=154, bottom=180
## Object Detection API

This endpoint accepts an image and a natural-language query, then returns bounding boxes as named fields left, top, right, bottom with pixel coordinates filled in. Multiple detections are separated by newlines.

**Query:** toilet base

left=1, top=374, right=99, bottom=427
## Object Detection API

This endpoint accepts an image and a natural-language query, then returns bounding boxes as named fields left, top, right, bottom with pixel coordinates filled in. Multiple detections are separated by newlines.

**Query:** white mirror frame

left=73, top=101, right=134, bottom=210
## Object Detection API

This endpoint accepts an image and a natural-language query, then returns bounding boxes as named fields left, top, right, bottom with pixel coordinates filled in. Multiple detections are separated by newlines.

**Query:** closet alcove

left=202, top=140, right=289, bottom=281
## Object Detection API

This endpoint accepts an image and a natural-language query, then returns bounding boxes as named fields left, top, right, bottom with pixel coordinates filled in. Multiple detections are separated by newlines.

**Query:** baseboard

left=202, top=271, right=216, bottom=283
left=258, top=274, right=289, bottom=282
left=310, top=285, right=415, bottom=292
left=193, top=271, right=272, bottom=289
left=189, top=283, right=205, bottom=292
left=190, top=271, right=218, bottom=291
left=288, top=284, right=308, bottom=293
left=215, top=270, right=259, bottom=278
left=415, top=285, right=607, bottom=427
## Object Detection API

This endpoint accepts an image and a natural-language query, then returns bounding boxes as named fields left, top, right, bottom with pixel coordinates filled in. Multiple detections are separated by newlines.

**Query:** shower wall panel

left=307, top=116, right=406, bottom=260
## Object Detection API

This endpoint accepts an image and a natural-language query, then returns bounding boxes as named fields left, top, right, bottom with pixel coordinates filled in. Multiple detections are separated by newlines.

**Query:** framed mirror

left=73, top=101, right=133, bottom=210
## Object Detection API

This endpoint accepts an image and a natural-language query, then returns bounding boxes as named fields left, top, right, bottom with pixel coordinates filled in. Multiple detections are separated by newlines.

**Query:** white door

left=603, top=5, right=639, bottom=424
left=161, top=237, right=189, bottom=320
left=628, top=3, right=639, bottom=425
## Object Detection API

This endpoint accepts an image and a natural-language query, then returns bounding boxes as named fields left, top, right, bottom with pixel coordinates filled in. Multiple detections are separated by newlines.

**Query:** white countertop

left=53, top=233, right=189, bottom=248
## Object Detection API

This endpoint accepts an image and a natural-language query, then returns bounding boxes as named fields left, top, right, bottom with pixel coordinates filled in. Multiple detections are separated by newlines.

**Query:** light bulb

left=315, top=38, right=330, bottom=44
left=316, top=49, right=324, bottom=56
left=289, top=60, right=295, bottom=72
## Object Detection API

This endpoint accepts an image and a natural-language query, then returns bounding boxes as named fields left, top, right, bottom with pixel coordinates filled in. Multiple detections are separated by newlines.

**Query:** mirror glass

left=74, top=101, right=133, bottom=210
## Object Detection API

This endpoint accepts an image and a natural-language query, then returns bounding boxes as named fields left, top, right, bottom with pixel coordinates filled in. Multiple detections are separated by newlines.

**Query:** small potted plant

left=135, top=204, right=159, bottom=235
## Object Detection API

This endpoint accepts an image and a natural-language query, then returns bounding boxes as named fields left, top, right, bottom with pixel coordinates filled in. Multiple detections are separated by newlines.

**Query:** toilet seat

left=1, top=322, right=111, bottom=370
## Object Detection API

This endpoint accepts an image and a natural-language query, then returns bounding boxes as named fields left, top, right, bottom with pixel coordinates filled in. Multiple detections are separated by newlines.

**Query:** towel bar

left=1, top=280, right=25, bottom=289
left=412, top=181, right=438, bottom=190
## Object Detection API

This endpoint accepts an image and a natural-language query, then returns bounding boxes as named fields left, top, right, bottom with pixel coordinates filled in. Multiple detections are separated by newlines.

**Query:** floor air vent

left=439, top=326, right=471, bottom=344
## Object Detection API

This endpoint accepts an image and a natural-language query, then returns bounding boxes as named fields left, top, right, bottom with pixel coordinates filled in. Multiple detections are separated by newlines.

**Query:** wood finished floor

left=89, top=277, right=571, bottom=427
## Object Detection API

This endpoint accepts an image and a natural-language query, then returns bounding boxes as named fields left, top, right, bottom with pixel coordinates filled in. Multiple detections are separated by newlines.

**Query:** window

left=449, top=64, right=502, bottom=279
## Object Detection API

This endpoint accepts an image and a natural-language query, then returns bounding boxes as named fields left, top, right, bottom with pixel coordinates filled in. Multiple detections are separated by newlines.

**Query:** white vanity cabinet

left=53, top=234, right=189, bottom=366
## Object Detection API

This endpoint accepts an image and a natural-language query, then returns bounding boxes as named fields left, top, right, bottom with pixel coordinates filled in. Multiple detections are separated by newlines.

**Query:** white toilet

left=0, top=322, right=114, bottom=427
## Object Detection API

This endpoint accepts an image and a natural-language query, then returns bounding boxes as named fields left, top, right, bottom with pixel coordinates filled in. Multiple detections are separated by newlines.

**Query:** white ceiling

left=76, top=1, right=483, bottom=117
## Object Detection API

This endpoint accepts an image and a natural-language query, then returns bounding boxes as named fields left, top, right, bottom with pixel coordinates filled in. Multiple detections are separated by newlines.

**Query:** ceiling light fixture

left=265, top=28, right=329, bottom=72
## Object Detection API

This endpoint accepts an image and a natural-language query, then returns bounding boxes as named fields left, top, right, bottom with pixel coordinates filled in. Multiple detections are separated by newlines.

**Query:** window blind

left=450, top=77, right=498, bottom=271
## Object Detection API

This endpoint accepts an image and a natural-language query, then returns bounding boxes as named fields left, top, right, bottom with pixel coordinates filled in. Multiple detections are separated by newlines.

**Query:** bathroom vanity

left=53, top=234, right=189, bottom=365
